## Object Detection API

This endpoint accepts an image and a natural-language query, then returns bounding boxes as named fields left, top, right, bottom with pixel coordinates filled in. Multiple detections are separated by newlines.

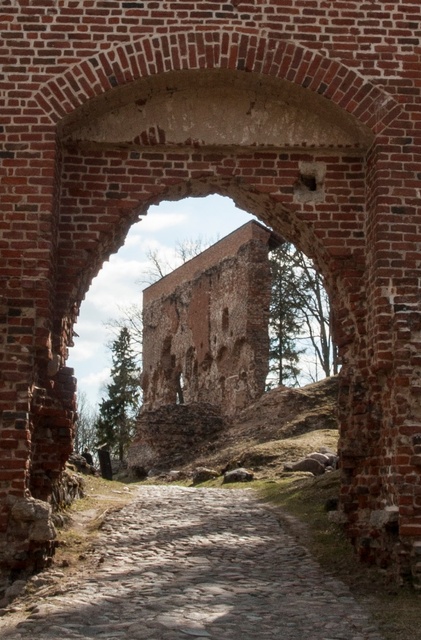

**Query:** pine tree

left=268, top=243, right=337, bottom=388
left=268, top=243, right=306, bottom=387
left=96, top=328, right=141, bottom=461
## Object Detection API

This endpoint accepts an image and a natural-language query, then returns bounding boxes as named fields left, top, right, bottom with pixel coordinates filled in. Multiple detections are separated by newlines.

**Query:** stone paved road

left=0, top=485, right=384, bottom=640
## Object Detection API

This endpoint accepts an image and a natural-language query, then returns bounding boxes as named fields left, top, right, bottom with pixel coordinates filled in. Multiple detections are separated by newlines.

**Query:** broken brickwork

left=142, top=221, right=277, bottom=416
left=1, top=1, right=421, bottom=584
left=128, top=403, right=226, bottom=476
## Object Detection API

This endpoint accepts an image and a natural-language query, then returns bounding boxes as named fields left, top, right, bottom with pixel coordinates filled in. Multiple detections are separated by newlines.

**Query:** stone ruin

left=128, top=403, right=226, bottom=478
left=142, top=221, right=280, bottom=414
left=128, top=221, right=280, bottom=474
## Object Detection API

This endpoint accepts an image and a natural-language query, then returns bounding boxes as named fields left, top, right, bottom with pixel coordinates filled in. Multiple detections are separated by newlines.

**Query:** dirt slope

left=179, top=376, right=339, bottom=478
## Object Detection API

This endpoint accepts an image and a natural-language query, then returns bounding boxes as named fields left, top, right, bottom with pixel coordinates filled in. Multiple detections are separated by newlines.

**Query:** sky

left=67, top=195, right=256, bottom=408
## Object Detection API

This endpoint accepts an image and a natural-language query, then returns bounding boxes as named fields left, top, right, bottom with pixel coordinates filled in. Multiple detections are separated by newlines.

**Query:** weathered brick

left=1, top=0, right=421, bottom=583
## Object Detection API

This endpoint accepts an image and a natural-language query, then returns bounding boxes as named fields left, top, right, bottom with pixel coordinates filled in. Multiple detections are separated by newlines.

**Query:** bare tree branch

left=269, top=243, right=337, bottom=386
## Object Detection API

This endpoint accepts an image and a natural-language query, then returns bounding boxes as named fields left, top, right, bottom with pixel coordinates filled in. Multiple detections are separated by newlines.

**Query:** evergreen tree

left=268, top=243, right=306, bottom=387
left=268, top=243, right=337, bottom=388
left=96, top=328, right=141, bottom=461
left=295, top=256, right=338, bottom=379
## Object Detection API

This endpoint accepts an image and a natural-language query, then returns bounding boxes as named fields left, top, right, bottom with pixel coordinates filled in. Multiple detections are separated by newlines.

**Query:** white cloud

left=79, top=367, right=110, bottom=386
left=101, top=256, right=147, bottom=283
left=68, top=195, right=254, bottom=406
left=124, top=232, right=148, bottom=249
left=69, top=338, right=102, bottom=363
left=133, top=210, right=187, bottom=234
left=77, top=367, right=111, bottom=402
left=84, top=260, right=144, bottom=315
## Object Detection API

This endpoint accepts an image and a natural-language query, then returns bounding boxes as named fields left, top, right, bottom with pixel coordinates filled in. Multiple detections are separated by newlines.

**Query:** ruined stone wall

left=128, top=403, right=226, bottom=475
left=142, top=221, right=274, bottom=416
left=1, top=0, right=421, bottom=583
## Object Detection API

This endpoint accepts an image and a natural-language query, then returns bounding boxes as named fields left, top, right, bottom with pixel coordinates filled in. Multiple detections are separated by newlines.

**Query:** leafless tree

left=106, top=235, right=218, bottom=360
left=74, top=391, right=98, bottom=455
left=106, top=303, right=143, bottom=359
left=269, top=244, right=337, bottom=386
left=140, top=235, right=218, bottom=285
left=297, top=257, right=338, bottom=379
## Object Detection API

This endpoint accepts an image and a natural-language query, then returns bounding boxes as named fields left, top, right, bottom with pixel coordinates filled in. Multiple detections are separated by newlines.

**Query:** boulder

left=325, top=454, right=339, bottom=468
left=30, top=517, right=56, bottom=542
left=166, top=470, right=189, bottom=482
left=68, top=453, right=96, bottom=475
left=192, top=467, right=219, bottom=485
left=223, top=468, right=254, bottom=483
left=307, top=452, right=330, bottom=466
left=147, top=468, right=165, bottom=478
left=284, top=458, right=325, bottom=476
left=318, top=447, right=339, bottom=467
left=5, top=579, right=26, bottom=600
left=52, top=468, right=85, bottom=512
left=10, top=497, right=55, bottom=540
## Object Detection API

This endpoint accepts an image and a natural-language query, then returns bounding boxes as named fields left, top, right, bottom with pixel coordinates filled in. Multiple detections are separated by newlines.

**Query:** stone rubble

left=284, top=447, right=339, bottom=477
left=222, top=468, right=254, bottom=483
left=0, top=485, right=384, bottom=640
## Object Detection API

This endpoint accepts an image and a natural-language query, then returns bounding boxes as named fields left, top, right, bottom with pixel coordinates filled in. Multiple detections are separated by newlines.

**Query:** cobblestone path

left=0, top=485, right=383, bottom=640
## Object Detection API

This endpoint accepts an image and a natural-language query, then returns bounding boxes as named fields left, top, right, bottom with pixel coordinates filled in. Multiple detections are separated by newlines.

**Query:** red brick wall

left=143, top=220, right=273, bottom=303
left=1, top=1, right=421, bottom=582
left=142, top=221, right=273, bottom=415
left=57, top=146, right=367, bottom=322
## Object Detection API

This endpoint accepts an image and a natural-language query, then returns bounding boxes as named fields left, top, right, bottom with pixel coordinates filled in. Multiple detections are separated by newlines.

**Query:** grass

left=189, top=428, right=339, bottom=480
left=53, top=475, right=135, bottom=568
left=258, top=471, right=353, bottom=570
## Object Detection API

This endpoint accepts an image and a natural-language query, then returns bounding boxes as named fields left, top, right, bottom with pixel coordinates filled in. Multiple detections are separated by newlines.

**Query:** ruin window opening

left=300, top=174, right=317, bottom=192
left=161, top=336, right=173, bottom=370
left=176, top=372, right=185, bottom=405
left=222, top=307, right=229, bottom=331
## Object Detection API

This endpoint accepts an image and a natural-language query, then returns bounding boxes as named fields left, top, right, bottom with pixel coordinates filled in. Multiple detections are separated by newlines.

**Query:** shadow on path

left=0, top=485, right=383, bottom=640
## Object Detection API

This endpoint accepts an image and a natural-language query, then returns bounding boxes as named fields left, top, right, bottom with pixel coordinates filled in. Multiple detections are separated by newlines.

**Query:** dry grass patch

left=183, top=428, right=339, bottom=480
left=53, top=475, right=136, bottom=569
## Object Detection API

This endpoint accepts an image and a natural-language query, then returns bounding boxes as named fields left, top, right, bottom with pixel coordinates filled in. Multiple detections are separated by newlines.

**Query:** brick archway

left=35, top=30, right=400, bottom=132
left=2, top=6, right=421, bottom=586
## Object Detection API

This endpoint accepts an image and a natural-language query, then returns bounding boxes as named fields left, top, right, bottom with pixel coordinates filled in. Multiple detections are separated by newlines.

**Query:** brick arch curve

left=48, top=30, right=375, bottom=539
left=31, top=27, right=404, bottom=587
left=36, top=30, right=401, bottom=133
left=57, top=174, right=340, bottom=315
left=49, top=29, right=399, bottom=356
left=3, top=2, right=421, bottom=589
left=56, top=155, right=365, bottom=377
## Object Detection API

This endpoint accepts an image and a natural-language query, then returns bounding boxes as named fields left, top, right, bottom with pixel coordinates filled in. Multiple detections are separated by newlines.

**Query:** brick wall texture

left=142, top=221, right=274, bottom=415
left=1, top=0, right=421, bottom=583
